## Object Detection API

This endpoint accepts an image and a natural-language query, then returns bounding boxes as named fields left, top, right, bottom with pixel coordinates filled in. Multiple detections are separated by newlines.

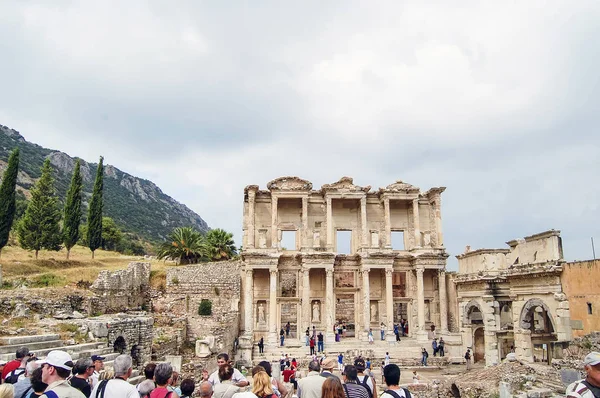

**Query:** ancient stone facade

left=165, top=261, right=242, bottom=355
left=561, top=259, right=600, bottom=337
left=241, top=177, right=450, bottom=344
left=454, top=230, right=572, bottom=366
left=91, top=262, right=151, bottom=313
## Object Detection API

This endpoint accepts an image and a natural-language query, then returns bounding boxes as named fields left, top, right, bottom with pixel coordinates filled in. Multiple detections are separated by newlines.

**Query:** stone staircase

left=0, top=334, right=120, bottom=368
left=252, top=337, right=448, bottom=368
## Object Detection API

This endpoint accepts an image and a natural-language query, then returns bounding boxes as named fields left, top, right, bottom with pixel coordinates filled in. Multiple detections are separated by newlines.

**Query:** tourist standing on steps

left=337, top=354, right=344, bottom=372
left=280, top=328, right=285, bottom=347
left=285, top=322, right=291, bottom=338
left=258, top=337, right=264, bottom=354
left=438, top=338, right=445, bottom=357
left=305, top=328, right=310, bottom=346
left=208, top=354, right=248, bottom=387
left=317, top=333, right=324, bottom=353
left=384, top=353, right=390, bottom=367
left=432, top=339, right=438, bottom=357
left=380, top=323, right=385, bottom=341
left=411, top=371, right=419, bottom=384
left=464, top=349, right=472, bottom=371
left=89, top=354, right=139, bottom=398
left=381, top=364, right=411, bottom=398
left=368, top=330, right=374, bottom=344
left=421, top=348, right=428, bottom=367
left=566, top=351, right=600, bottom=398
left=309, top=337, right=315, bottom=356
left=36, top=350, right=85, bottom=398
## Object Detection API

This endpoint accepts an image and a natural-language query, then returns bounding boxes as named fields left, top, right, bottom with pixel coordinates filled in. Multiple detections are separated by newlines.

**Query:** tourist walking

left=566, top=351, right=600, bottom=398
left=421, top=348, right=428, bottom=366
left=285, top=322, right=291, bottom=338
left=464, top=349, right=472, bottom=371
left=432, top=339, right=438, bottom=357
left=412, top=370, right=420, bottom=384
left=337, top=353, right=344, bottom=372
left=368, top=330, right=374, bottom=344
left=393, top=324, right=400, bottom=342
left=309, top=337, right=316, bottom=356
left=380, top=323, right=385, bottom=341
left=384, top=353, right=390, bottom=367
left=280, top=328, right=285, bottom=347
left=438, top=338, right=445, bottom=357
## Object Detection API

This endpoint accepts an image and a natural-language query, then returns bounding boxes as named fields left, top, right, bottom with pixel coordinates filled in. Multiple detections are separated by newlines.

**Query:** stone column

left=412, top=199, right=420, bottom=248
left=247, top=190, right=256, bottom=249
left=302, top=196, right=308, bottom=249
left=361, top=197, right=368, bottom=248
left=271, top=196, right=278, bottom=249
left=244, top=269, right=254, bottom=336
left=326, top=197, right=333, bottom=250
left=268, top=269, right=278, bottom=344
left=416, top=267, right=426, bottom=339
left=325, top=268, right=335, bottom=342
left=362, top=269, right=370, bottom=338
left=302, top=268, right=310, bottom=336
left=433, top=197, right=444, bottom=246
left=384, top=197, right=391, bottom=248
left=385, top=268, right=394, bottom=340
left=439, top=270, right=448, bottom=333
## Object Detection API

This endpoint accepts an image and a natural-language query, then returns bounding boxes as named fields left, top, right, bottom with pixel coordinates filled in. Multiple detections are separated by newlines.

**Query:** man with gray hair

left=13, top=357, right=39, bottom=398
left=297, top=361, right=325, bottom=398
left=89, top=355, right=138, bottom=398
left=199, top=381, right=214, bottom=398
left=70, top=358, right=94, bottom=397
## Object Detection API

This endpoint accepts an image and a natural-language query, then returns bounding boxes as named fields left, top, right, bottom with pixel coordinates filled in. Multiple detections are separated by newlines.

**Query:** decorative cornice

left=321, top=177, right=371, bottom=194
left=379, top=180, right=420, bottom=194
left=267, top=176, right=313, bottom=191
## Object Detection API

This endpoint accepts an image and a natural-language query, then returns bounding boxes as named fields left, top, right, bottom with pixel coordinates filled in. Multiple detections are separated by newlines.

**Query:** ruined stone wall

left=562, top=260, right=600, bottom=337
left=90, top=262, right=150, bottom=314
left=0, top=287, right=91, bottom=317
left=166, top=261, right=242, bottom=354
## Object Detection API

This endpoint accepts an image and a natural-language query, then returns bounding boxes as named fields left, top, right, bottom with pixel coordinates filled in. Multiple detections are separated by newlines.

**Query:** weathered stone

left=90, top=262, right=150, bottom=314
left=12, top=303, right=29, bottom=318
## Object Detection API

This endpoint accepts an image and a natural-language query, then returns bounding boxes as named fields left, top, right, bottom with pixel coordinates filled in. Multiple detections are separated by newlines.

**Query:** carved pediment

left=321, top=177, right=371, bottom=193
left=267, top=176, right=313, bottom=191
left=381, top=180, right=420, bottom=193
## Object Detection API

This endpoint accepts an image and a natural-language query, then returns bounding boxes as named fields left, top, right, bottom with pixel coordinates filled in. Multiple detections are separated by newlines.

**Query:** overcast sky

left=1, top=1, right=598, bottom=269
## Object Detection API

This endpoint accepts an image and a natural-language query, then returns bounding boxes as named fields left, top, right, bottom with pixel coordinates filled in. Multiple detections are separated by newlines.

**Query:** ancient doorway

left=335, top=293, right=356, bottom=337
left=473, top=328, right=485, bottom=363
left=280, top=302, right=297, bottom=338
left=393, top=302, right=408, bottom=324
left=114, top=336, right=127, bottom=354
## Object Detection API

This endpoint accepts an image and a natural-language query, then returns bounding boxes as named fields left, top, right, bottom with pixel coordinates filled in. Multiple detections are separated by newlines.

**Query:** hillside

left=0, top=123, right=209, bottom=242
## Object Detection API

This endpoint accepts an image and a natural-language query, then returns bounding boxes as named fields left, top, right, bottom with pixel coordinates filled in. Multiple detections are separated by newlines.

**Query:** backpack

left=465, top=351, right=471, bottom=360
left=5, top=368, right=25, bottom=384
left=384, top=388, right=412, bottom=398
left=19, top=386, right=32, bottom=398
left=44, top=392, right=59, bottom=398
left=359, top=375, right=373, bottom=398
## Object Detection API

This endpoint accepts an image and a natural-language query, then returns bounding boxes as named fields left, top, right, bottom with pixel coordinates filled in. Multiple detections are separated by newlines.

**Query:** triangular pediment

left=321, top=177, right=371, bottom=193
left=267, top=176, right=313, bottom=191
left=380, top=180, right=420, bottom=193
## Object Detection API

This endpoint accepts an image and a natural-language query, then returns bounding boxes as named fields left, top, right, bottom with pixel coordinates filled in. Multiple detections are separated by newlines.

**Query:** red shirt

left=1, top=360, right=20, bottom=381
left=282, top=369, right=295, bottom=383
left=309, top=339, right=315, bottom=347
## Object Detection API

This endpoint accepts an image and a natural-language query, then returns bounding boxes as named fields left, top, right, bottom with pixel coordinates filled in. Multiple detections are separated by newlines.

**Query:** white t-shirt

left=358, top=375, right=374, bottom=396
left=90, top=378, right=139, bottom=398
left=381, top=389, right=406, bottom=398
left=232, top=392, right=258, bottom=398
left=208, top=368, right=248, bottom=386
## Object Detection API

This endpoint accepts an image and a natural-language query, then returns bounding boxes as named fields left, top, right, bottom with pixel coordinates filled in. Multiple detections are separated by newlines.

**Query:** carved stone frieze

left=267, top=176, right=313, bottom=191
left=321, top=177, right=371, bottom=193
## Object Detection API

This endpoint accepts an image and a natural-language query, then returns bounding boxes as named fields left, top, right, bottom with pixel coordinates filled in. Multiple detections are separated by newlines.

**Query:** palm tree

left=157, top=227, right=205, bottom=264
left=205, top=228, right=237, bottom=261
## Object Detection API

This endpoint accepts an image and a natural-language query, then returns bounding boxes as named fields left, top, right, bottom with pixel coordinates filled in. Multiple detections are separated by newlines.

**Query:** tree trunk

left=91, top=250, right=95, bottom=259
left=35, top=250, right=38, bottom=259
left=0, top=248, right=2, bottom=259
left=66, top=248, right=70, bottom=260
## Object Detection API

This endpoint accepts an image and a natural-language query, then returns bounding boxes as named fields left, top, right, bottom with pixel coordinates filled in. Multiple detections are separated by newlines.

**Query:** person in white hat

left=36, top=350, right=85, bottom=398
left=566, top=351, right=600, bottom=398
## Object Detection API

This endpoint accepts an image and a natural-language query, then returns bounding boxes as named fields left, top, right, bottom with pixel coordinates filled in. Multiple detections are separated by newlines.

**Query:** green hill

left=0, top=123, right=209, bottom=243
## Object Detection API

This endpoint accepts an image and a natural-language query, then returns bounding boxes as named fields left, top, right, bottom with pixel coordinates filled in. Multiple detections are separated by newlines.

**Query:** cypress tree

left=87, top=156, right=104, bottom=259
left=0, top=148, right=20, bottom=258
left=17, top=159, right=62, bottom=259
left=63, top=159, right=82, bottom=259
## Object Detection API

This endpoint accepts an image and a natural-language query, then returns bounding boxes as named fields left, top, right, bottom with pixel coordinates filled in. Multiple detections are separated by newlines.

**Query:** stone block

left=561, top=369, right=580, bottom=386
left=499, top=381, right=511, bottom=398
left=165, top=355, right=182, bottom=372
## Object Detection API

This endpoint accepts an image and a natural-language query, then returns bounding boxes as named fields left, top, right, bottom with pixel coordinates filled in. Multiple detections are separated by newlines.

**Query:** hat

left=36, top=350, right=74, bottom=371
left=321, top=357, right=336, bottom=370
left=354, top=358, right=366, bottom=371
left=584, top=352, right=600, bottom=366
left=91, top=355, right=106, bottom=362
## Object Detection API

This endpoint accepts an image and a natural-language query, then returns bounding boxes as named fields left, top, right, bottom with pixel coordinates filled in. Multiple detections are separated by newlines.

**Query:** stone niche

left=280, top=271, right=297, bottom=297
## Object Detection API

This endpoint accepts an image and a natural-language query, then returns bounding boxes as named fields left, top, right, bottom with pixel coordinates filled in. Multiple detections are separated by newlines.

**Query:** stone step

left=0, top=340, right=65, bottom=355
left=0, top=334, right=62, bottom=346
left=0, top=342, right=105, bottom=362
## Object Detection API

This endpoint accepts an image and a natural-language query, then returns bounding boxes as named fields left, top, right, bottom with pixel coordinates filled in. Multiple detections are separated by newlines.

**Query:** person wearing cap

left=89, top=355, right=105, bottom=390
left=353, top=358, right=376, bottom=398
left=89, top=354, right=138, bottom=398
left=2, top=347, right=30, bottom=381
left=37, top=350, right=85, bottom=398
left=320, top=357, right=338, bottom=379
left=297, top=361, right=325, bottom=398
left=566, top=351, right=600, bottom=398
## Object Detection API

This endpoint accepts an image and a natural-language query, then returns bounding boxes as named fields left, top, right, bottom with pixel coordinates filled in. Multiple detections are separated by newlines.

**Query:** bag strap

left=343, top=384, right=350, bottom=398
left=360, top=376, right=373, bottom=398
left=384, top=389, right=404, bottom=398
left=44, top=391, right=60, bottom=398
left=20, top=385, right=32, bottom=398
left=403, top=388, right=412, bottom=398
left=95, top=379, right=110, bottom=398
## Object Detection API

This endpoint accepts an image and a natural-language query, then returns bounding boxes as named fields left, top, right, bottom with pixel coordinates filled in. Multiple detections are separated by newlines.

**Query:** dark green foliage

left=101, top=216, right=122, bottom=251
left=17, top=159, right=62, bottom=258
left=198, top=299, right=212, bottom=316
left=0, top=148, right=20, bottom=253
left=87, top=156, right=103, bottom=257
left=205, top=228, right=237, bottom=261
left=63, top=160, right=82, bottom=257
left=157, top=226, right=206, bottom=264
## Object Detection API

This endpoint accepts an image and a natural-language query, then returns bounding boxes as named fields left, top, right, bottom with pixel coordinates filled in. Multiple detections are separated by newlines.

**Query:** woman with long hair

left=0, top=384, right=14, bottom=398
left=322, top=377, right=345, bottom=398
left=252, top=371, right=275, bottom=398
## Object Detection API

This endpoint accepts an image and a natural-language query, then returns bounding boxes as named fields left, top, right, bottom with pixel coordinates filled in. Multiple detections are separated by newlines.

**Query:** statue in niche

left=258, top=303, right=266, bottom=323
left=313, top=231, right=320, bottom=247
left=312, top=301, right=320, bottom=322
left=371, top=303, right=378, bottom=322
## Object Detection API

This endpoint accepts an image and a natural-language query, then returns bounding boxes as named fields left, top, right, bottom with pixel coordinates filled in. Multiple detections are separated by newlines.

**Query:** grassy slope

left=0, top=244, right=170, bottom=288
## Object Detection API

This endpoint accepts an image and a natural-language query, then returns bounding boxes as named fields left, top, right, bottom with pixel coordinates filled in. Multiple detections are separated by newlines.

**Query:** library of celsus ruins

left=240, top=176, right=450, bottom=345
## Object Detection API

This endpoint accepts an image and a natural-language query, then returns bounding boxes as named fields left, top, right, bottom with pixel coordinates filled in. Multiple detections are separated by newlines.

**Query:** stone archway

left=113, top=335, right=127, bottom=354
left=464, top=300, right=484, bottom=326
left=473, top=327, right=485, bottom=363
left=519, top=298, right=555, bottom=334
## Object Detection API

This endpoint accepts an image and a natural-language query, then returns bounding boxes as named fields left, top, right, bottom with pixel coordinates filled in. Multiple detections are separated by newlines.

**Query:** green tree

left=157, top=226, right=205, bottom=264
left=0, top=148, right=20, bottom=258
left=205, top=228, right=237, bottom=261
left=17, top=159, right=62, bottom=259
left=62, top=160, right=83, bottom=259
left=101, top=216, right=122, bottom=251
left=87, top=156, right=104, bottom=259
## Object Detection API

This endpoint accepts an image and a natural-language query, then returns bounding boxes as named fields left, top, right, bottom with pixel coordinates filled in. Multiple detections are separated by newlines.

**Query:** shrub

left=198, top=299, right=212, bottom=316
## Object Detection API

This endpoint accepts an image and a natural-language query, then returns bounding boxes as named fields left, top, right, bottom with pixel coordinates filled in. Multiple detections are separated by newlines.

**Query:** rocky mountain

left=0, top=124, right=209, bottom=242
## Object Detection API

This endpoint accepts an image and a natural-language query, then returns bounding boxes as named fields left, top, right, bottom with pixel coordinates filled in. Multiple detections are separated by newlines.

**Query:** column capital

left=385, top=268, right=393, bottom=277
left=438, top=269, right=446, bottom=276
left=326, top=268, right=334, bottom=277
left=270, top=269, right=278, bottom=276
left=360, top=268, right=371, bottom=276
left=416, top=266, right=425, bottom=275
left=245, top=268, right=254, bottom=277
